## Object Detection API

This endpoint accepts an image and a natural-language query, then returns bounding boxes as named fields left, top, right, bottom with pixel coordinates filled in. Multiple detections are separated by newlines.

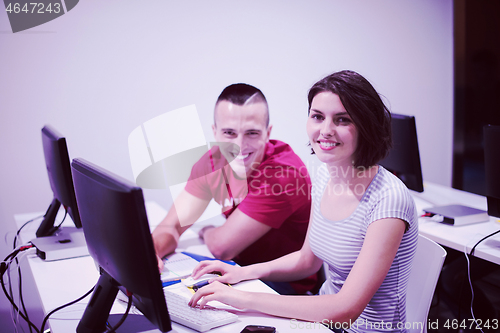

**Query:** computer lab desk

left=413, top=182, right=500, bottom=265
left=14, top=202, right=323, bottom=333
left=16, top=184, right=500, bottom=332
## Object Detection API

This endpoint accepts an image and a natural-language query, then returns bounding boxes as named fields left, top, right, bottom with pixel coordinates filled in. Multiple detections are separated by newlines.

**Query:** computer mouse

left=182, top=273, right=219, bottom=287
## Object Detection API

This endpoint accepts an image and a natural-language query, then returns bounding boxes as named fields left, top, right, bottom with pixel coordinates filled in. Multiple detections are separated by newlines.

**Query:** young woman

left=188, top=70, right=418, bottom=333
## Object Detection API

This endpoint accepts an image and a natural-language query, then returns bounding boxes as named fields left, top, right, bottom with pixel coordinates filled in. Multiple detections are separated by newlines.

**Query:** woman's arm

left=191, top=235, right=323, bottom=284
left=247, top=235, right=324, bottom=282
left=190, top=217, right=406, bottom=324
left=191, top=206, right=324, bottom=284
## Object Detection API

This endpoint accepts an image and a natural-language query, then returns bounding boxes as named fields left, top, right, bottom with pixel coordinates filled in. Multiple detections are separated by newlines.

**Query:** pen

left=162, top=280, right=182, bottom=288
left=192, top=280, right=210, bottom=291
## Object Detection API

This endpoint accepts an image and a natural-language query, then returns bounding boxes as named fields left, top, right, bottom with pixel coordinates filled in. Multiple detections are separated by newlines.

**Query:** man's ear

left=212, top=124, right=216, bottom=138
left=265, top=124, right=273, bottom=142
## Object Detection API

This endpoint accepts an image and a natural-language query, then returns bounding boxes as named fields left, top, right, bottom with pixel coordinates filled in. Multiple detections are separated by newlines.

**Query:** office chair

left=406, top=234, right=447, bottom=333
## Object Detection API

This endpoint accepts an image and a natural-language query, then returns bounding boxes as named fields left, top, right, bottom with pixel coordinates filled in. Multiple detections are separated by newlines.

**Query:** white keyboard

left=164, top=290, right=238, bottom=332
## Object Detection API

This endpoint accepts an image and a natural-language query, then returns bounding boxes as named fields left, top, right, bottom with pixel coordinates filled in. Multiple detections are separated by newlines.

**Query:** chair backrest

left=406, top=234, right=446, bottom=333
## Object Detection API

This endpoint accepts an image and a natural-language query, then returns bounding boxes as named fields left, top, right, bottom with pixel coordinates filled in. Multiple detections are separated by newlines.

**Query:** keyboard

left=164, top=290, right=238, bottom=332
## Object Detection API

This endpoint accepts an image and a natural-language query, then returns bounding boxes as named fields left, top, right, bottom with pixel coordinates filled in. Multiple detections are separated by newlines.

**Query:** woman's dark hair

left=308, top=70, right=392, bottom=168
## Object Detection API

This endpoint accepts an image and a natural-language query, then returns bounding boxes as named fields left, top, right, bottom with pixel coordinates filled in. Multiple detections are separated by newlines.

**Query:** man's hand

left=157, top=253, right=164, bottom=273
left=151, top=189, right=211, bottom=263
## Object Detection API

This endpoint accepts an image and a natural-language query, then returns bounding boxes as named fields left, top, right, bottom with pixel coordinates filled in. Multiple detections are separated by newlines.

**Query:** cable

left=463, top=245, right=485, bottom=333
left=40, top=285, right=95, bottom=333
left=54, top=209, right=68, bottom=230
left=5, top=247, right=38, bottom=333
left=12, top=215, right=43, bottom=250
left=106, top=290, right=133, bottom=333
left=469, top=229, right=500, bottom=256
left=458, top=229, right=500, bottom=324
left=4, top=246, right=23, bottom=327
left=6, top=212, right=72, bottom=333
left=7, top=244, right=34, bottom=333
left=7, top=215, right=41, bottom=329
left=7, top=211, right=73, bottom=333
left=17, top=251, right=33, bottom=333
left=1, top=246, right=40, bottom=333
left=458, top=231, right=500, bottom=332
left=8, top=256, right=19, bottom=333
left=7, top=251, right=16, bottom=328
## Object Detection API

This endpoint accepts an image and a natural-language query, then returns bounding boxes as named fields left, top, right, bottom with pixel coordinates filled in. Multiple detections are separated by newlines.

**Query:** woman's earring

left=307, top=141, right=315, bottom=155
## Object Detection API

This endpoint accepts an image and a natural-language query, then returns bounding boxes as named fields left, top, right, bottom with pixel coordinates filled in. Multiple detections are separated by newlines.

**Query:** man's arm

left=200, top=165, right=311, bottom=261
left=201, top=208, right=272, bottom=261
left=152, top=189, right=210, bottom=259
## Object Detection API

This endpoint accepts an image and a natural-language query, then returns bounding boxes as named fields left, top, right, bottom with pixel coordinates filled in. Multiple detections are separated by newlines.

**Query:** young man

left=152, top=83, right=316, bottom=294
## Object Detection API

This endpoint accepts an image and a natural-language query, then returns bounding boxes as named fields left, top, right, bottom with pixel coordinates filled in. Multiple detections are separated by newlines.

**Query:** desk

left=412, top=182, right=500, bottom=265
left=15, top=202, right=322, bottom=333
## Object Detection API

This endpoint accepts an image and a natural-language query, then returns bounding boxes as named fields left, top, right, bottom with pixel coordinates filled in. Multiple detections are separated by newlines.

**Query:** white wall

left=0, top=0, right=453, bottom=326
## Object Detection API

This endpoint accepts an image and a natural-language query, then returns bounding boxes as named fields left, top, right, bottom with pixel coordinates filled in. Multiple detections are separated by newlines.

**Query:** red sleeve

left=237, top=166, right=312, bottom=228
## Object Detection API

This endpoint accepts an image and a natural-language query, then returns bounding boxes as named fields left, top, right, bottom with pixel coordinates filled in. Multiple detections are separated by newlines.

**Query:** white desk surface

left=15, top=202, right=323, bottom=333
left=412, top=182, right=500, bottom=265
left=16, top=183, right=500, bottom=332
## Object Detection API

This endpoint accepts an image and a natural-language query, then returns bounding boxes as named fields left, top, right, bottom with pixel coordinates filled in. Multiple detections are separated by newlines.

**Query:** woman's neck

left=326, top=161, right=375, bottom=180
left=325, top=162, right=378, bottom=196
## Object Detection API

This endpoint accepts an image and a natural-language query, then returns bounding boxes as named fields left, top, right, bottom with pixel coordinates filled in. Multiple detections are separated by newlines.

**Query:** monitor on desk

left=484, top=125, right=500, bottom=218
left=37, top=125, right=82, bottom=237
left=379, top=113, right=424, bottom=192
left=71, top=158, right=171, bottom=333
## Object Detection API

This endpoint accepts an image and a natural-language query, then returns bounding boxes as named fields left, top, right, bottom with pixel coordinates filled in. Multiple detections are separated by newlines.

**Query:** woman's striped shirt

left=309, top=164, right=418, bottom=333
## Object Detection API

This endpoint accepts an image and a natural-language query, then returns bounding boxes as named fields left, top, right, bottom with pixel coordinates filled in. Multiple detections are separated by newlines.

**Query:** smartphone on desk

left=240, top=325, right=276, bottom=333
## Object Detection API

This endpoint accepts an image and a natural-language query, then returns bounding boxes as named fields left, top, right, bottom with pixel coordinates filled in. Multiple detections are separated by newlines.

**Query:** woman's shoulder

left=373, top=165, right=413, bottom=194
left=370, top=166, right=418, bottom=227
left=365, top=166, right=417, bottom=217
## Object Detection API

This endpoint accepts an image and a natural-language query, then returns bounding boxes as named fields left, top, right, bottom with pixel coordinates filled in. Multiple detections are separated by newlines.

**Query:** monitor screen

left=71, top=158, right=171, bottom=332
left=379, top=114, right=424, bottom=192
left=37, top=125, right=82, bottom=237
left=483, top=125, right=500, bottom=218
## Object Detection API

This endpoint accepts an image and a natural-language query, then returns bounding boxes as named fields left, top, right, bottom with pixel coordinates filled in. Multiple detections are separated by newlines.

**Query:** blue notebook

left=181, top=251, right=236, bottom=266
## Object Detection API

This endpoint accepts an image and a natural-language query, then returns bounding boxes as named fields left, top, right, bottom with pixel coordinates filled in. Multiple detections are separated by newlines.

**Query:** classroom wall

left=0, top=0, right=453, bottom=328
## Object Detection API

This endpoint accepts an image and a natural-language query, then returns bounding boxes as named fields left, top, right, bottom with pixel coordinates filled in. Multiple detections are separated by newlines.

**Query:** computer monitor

left=71, top=158, right=171, bottom=333
left=483, top=125, right=500, bottom=218
left=379, top=114, right=424, bottom=192
left=37, top=125, right=82, bottom=237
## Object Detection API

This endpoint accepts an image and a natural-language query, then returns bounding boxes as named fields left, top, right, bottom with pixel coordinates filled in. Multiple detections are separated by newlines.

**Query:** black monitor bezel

left=483, top=125, right=500, bottom=218
left=379, top=113, right=424, bottom=193
left=71, top=158, right=171, bottom=332
left=37, top=125, right=82, bottom=237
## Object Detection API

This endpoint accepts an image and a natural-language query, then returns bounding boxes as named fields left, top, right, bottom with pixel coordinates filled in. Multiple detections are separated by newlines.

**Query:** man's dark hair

left=215, top=83, right=269, bottom=126
left=217, top=83, right=267, bottom=105
left=307, top=70, right=392, bottom=168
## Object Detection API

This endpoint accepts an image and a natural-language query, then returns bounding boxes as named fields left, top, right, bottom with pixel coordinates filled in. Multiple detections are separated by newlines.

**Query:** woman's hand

left=188, top=281, right=248, bottom=309
left=191, top=260, right=249, bottom=285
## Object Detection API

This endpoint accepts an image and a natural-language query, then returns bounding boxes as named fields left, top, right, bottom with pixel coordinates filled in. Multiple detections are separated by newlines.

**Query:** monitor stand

left=31, top=227, right=89, bottom=261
